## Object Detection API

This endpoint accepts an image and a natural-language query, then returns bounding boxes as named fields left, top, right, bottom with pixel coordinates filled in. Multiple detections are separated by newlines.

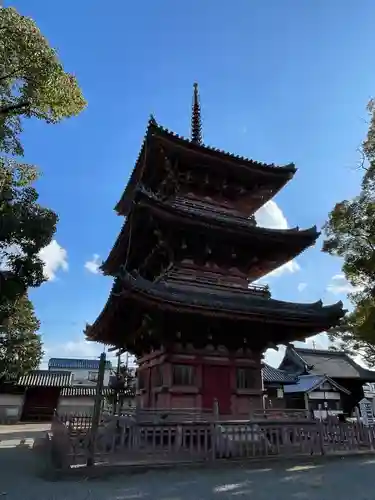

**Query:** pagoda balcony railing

left=172, top=197, right=257, bottom=226
left=247, top=282, right=270, bottom=297
left=162, top=271, right=271, bottom=298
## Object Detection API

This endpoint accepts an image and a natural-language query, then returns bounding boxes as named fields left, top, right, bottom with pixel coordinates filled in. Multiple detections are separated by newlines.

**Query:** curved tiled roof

left=140, top=187, right=319, bottom=239
left=283, top=374, right=351, bottom=395
left=48, top=358, right=112, bottom=370
left=102, top=187, right=320, bottom=276
left=18, top=370, right=72, bottom=387
left=147, top=119, right=296, bottom=174
left=118, top=271, right=344, bottom=317
left=86, top=271, right=346, bottom=346
left=115, top=117, right=296, bottom=216
left=293, top=347, right=375, bottom=381
left=262, top=364, right=297, bottom=384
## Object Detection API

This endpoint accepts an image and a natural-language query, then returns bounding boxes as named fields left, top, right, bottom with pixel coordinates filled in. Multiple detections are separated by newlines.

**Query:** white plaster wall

left=0, top=394, right=24, bottom=422
left=58, top=397, right=95, bottom=416
left=49, top=368, right=111, bottom=386
left=309, top=391, right=341, bottom=400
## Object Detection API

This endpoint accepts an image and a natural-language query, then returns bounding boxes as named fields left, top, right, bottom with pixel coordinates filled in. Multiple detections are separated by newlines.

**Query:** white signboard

left=359, top=398, right=375, bottom=425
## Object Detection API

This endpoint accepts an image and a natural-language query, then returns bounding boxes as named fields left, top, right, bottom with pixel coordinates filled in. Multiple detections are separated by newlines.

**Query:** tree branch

left=0, top=101, right=30, bottom=115
left=0, top=70, right=21, bottom=83
left=357, top=147, right=369, bottom=172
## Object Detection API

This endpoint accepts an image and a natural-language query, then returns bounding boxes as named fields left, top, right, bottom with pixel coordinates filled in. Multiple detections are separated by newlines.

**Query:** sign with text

left=359, top=398, right=374, bottom=425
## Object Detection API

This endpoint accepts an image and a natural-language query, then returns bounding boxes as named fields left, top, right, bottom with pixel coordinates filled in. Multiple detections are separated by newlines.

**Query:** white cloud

left=41, top=339, right=106, bottom=369
left=255, top=200, right=300, bottom=278
left=297, top=282, right=307, bottom=292
left=85, top=254, right=101, bottom=274
left=0, top=239, right=68, bottom=281
left=326, top=274, right=361, bottom=295
left=255, top=200, right=288, bottom=230
left=264, top=333, right=329, bottom=367
left=38, top=239, right=68, bottom=281
left=0, top=244, right=23, bottom=271
left=266, top=260, right=300, bottom=278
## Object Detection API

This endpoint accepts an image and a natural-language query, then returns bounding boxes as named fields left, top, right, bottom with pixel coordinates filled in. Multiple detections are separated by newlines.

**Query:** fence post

left=87, top=352, right=106, bottom=466
left=368, top=425, right=375, bottom=450
left=213, top=398, right=219, bottom=421
left=317, top=420, right=325, bottom=455
left=210, top=422, right=217, bottom=461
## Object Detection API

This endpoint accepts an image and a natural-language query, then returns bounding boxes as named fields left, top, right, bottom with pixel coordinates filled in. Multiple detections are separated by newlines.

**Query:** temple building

left=85, top=84, right=345, bottom=418
left=279, top=346, right=375, bottom=414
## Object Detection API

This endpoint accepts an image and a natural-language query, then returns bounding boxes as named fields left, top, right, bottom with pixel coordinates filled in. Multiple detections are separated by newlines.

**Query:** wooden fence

left=57, top=406, right=309, bottom=429
left=50, top=413, right=375, bottom=469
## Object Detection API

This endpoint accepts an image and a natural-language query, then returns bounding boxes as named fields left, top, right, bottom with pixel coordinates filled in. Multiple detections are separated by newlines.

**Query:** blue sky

left=8, top=0, right=375, bottom=367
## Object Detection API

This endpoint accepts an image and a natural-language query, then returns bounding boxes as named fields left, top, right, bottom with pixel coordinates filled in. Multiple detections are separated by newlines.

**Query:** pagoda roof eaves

left=103, top=187, right=321, bottom=276
left=136, top=186, right=320, bottom=240
left=115, top=117, right=297, bottom=216
left=116, top=271, right=345, bottom=320
left=149, top=118, right=297, bottom=175
left=86, top=274, right=346, bottom=347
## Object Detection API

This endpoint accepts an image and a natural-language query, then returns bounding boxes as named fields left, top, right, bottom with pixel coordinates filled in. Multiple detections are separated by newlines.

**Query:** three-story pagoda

left=85, top=84, right=345, bottom=417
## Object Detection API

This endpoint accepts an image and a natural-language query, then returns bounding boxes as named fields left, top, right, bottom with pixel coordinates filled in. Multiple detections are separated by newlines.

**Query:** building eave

left=86, top=273, right=345, bottom=349
left=103, top=186, right=321, bottom=276
left=115, top=118, right=297, bottom=217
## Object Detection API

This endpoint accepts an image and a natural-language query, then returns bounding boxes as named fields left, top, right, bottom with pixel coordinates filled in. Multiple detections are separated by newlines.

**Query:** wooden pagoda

left=85, top=84, right=345, bottom=417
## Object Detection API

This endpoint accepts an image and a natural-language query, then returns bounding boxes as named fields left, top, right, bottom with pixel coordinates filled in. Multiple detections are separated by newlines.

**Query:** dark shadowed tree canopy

left=0, top=160, right=57, bottom=324
left=0, top=294, right=43, bottom=380
left=323, top=101, right=375, bottom=366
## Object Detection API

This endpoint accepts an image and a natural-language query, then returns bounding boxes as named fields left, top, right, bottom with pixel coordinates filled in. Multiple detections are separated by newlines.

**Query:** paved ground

left=1, top=424, right=375, bottom=499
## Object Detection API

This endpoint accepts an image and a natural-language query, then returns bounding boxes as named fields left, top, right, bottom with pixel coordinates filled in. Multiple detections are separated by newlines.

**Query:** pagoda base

left=136, top=343, right=264, bottom=419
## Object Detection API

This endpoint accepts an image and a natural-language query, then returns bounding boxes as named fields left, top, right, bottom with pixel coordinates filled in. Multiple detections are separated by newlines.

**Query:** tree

left=322, top=102, right=375, bottom=366
left=119, top=363, right=136, bottom=389
left=0, top=6, right=86, bottom=322
left=106, top=362, right=136, bottom=412
left=0, top=159, right=57, bottom=324
left=0, top=7, right=86, bottom=156
left=0, top=294, right=43, bottom=381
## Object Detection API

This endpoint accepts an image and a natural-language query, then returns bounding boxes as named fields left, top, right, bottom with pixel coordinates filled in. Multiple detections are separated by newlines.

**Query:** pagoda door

left=202, top=365, right=231, bottom=415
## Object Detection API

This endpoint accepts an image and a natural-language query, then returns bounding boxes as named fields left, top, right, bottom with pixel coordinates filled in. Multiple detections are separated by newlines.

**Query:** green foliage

left=0, top=294, right=43, bottom=380
left=323, top=104, right=375, bottom=366
left=105, top=363, right=135, bottom=412
left=119, top=364, right=136, bottom=386
left=0, top=157, right=57, bottom=324
left=0, top=6, right=85, bottom=325
left=0, top=7, right=86, bottom=155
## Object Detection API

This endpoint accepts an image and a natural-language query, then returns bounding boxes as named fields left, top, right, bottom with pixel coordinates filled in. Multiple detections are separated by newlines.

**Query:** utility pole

left=87, top=352, right=106, bottom=466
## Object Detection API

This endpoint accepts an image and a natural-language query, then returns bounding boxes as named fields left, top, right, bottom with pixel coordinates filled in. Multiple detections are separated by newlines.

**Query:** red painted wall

left=136, top=344, right=263, bottom=417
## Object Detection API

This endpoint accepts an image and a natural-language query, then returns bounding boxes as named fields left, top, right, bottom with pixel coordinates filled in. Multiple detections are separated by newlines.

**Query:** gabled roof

left=18, top=370, right=72, bottom=387
left=283, top=374, right=351, bottom=395
left=279, top=346, right=375, bottom=382
left=262, top=364, right=297, bottom=384
left=48, top=358, right=112, bottom=371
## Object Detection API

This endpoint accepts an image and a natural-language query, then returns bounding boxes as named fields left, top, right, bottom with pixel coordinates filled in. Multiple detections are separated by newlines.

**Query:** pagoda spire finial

left=191, top=82, right=202, bottom=144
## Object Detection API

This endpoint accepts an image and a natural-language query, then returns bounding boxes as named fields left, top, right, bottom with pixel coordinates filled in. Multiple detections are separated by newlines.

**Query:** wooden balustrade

left=50, top=413, right=375, bottom=468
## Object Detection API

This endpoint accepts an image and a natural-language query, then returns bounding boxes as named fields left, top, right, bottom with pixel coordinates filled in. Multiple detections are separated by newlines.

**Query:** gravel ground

left=1, top=425, right=375, bottom=499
